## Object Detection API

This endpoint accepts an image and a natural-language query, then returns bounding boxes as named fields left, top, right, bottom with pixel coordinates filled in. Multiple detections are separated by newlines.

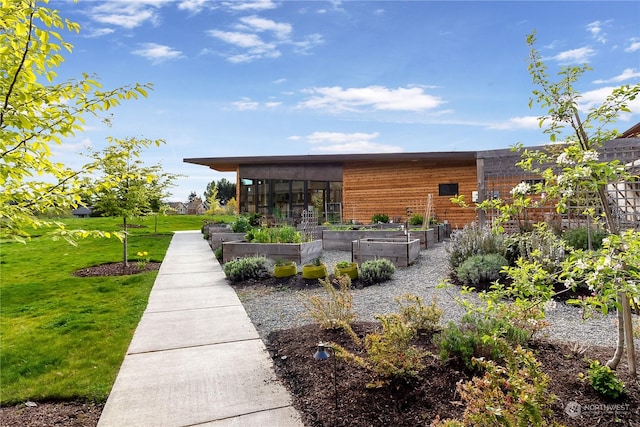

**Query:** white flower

left=544, top=300, right=557, bottom=311
left=582, top=150, right=599, bottom=162
left=561, top=187, right=575, bottom=198
left=510, top=181, right=531, bottom=196
left=564, top=278, right=575, bottom=289
left=575, top=259, right=587, bottom=270
left=556, top=152, right=575, bottom=166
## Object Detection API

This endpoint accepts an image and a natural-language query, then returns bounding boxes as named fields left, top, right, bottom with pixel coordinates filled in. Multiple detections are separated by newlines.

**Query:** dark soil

left=267, top=322, right=640, bottom=426
left=4, top=271, right=639, bottom=426
left=72, top=261, right=161, bottom=277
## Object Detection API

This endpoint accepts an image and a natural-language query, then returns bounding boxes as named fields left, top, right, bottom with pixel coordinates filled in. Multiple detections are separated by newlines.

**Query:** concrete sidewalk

left=98, top=231, right=303, bottom=427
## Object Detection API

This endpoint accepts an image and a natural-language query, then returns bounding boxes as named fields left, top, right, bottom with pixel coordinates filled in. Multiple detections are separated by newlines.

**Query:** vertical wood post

left=476, top=157, right=486, bottom=228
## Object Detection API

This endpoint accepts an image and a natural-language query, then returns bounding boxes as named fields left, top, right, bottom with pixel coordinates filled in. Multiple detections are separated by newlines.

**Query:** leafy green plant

left=222, top=256, right=269, bottom=282
left=371, top=213, right=389, bottom=223
left=394, top=294, right=442, bottom=333
left=562, top=226, right=606, bottom=251
left=583, top=359, right=626, bottom=399
left=244, top=226, right=302, bottom=243
left=409, top=213, right=424, bottom=226
left=434, top=313, right=529, bottom=371
left=360, top=258, right=396, bottom=285
left=446, top=223, right=506, bottom=271
left=230, top=215, right=252, bottom=233
left=455, top=253, right=508, bottom=286
left=434, top=346, right=558, bottom=427
left=336, top=260, right=351, bottom=268
left=213, top=246, right=223, bottom=261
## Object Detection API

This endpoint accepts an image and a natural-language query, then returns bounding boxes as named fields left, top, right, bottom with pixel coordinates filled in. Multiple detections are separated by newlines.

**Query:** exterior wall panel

left=343, top=161, right=478, bottom=227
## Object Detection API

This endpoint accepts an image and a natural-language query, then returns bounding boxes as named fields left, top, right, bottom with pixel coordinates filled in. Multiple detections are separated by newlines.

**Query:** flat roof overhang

left=183, top=151, right=479, bottom=172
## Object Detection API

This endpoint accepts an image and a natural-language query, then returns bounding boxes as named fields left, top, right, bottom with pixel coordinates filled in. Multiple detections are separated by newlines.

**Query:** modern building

left=184, top=125, right=639, bottom=230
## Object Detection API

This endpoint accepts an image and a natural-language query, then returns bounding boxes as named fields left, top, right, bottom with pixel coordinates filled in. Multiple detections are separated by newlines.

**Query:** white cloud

left=177, top=0, right=213, bottom=14
left=131, top=43, right=183, bottom=64
left=579, top=87, right=640, bottom=114
left=207, top=30, right=280, bottom=62
left=273, top=78, right=287, bottom=84
left=593, top=68, right=640, bottom=84
left=231, top=98, right=260, bottom=111
left=625, top=39, right=640, bottom=53
left=488, top=116, right=541, bottom=130
left=299, top=85, right=444, bottom=112
left=84, top=28, right=115, bottom=38
left=238, top=15, right=292, bottom=39
left=222, top=0, right=277, bottom=11
left=301, top=131, right=401, bottom=153
left=552, top=47, right=595, bottom=64
left=586, top=20, right=609, bottom=44
left=265, top=102, right=282, bottom=108
left=87, top=1, right=165, bottom=29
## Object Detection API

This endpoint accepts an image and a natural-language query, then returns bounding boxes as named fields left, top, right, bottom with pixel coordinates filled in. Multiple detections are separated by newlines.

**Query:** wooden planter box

left=323, top=230, right=431, bottom=251
left=222, top=239, right=323, bottom=265
left=209, top=232, right=246, bottom=250
left=352, top=237, right=420, bottom=268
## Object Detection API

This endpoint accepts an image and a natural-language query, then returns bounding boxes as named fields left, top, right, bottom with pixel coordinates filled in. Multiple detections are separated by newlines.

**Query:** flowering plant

left=136, top=251, right=150, bottom=270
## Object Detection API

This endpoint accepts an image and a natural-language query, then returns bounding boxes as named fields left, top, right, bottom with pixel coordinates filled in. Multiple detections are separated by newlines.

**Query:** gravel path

left=236, top=242, right=626, bottom=349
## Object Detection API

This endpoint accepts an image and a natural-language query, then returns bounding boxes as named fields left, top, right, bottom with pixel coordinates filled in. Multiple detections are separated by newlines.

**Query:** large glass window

left=256, top=179, right=270, bottom=215
left=272, top=180, right=291, bottom=219
left=239, top=178, right=255, bottom=214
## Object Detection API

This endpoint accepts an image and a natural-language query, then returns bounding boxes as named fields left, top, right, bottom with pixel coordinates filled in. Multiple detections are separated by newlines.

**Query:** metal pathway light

left=313, top=342, right=338, bottom=409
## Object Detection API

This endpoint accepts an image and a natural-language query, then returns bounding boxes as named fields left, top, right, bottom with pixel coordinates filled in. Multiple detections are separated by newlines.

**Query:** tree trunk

left=622, top=293, right=637, bottom=376
left=606, top=291, right=625, bottom=370
left=123, top=216, right=128, bottom=267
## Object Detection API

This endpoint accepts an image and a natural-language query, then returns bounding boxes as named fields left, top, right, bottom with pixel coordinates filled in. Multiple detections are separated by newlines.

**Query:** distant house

left=186, top=198, right=207, bottom=215
left=72, top=207, right=92, bottom=218
left=167, top=202, right=187, bottom=215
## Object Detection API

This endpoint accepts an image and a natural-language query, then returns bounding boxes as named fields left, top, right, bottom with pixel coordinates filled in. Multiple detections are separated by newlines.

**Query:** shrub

left=371, top=213, right=389, bottom=223
left=584, top=359, right=625, bottom=399
left=434, top=313, right=529, bottom=371
left=455, top=253, right=508, bottom=286
left=446, top=223, right=506, bottom=271
left=230, top=215, right=252, bottom=233
left=434, top=346, right=557, bottom=426
left=360, top=258, right=396, bottom=285
left=409, top=213, right=424, bottom=226
left=364, top=313, right=426, bottom=382
left=301, top=275, right=358, bottom=342
left=394, top=294, right=442, bottom=333
left=222, top=256, right=269, bottom=282
left=333, top=313, right=428, bottom=385
left=504, top=223, right=566, bottom=272
left=213, top=246, right=223, bottom=262
left=562, top=226, right=606, bottom=251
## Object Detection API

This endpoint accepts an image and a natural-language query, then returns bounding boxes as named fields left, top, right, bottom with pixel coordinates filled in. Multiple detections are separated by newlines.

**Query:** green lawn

left=0, top=215, right=230, bottom=405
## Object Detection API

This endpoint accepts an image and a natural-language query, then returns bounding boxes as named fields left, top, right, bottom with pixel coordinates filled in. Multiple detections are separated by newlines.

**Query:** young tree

left=89, top=137, right=178, bottom=267
left=1, top=0, right=153, bottom=243
left=205, top=183, right=220, bottom=215
left=453, top=31, right=639, bottom=374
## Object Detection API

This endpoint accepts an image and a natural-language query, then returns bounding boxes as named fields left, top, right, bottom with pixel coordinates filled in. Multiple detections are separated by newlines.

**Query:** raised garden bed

left=323, top=229, right=436, bottom=250
left=352, top=237, right=420, bottom=267
left=208, top=232, right=246, bottom=250
left=221, top=239, right=323, bottom=265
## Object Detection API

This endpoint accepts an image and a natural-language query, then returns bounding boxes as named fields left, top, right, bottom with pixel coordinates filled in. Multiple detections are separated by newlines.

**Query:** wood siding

left=343, top=161, right=478, bottom=227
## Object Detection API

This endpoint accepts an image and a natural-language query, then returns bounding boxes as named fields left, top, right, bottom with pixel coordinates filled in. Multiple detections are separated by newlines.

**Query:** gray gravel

left=236, top=242, right=626, bottom=349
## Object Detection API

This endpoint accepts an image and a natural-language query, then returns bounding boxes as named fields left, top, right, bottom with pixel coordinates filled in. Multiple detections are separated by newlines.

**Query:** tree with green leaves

left=89, top=137, right=178, bottom=267
left=453, top=31, right=639, bottom=374
left=0, top=0, right=153, bottom=243
left=204, top=178, right=236, bottom=206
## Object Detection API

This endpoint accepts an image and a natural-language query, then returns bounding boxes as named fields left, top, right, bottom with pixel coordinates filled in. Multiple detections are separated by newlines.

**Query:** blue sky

left=50, top=0, right=640, bottom=202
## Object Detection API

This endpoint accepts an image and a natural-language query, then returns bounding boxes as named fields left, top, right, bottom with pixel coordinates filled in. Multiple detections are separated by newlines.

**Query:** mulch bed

left=267, top=322, right=640, bottom=427
left=72, top=262, right=161, bottom=277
